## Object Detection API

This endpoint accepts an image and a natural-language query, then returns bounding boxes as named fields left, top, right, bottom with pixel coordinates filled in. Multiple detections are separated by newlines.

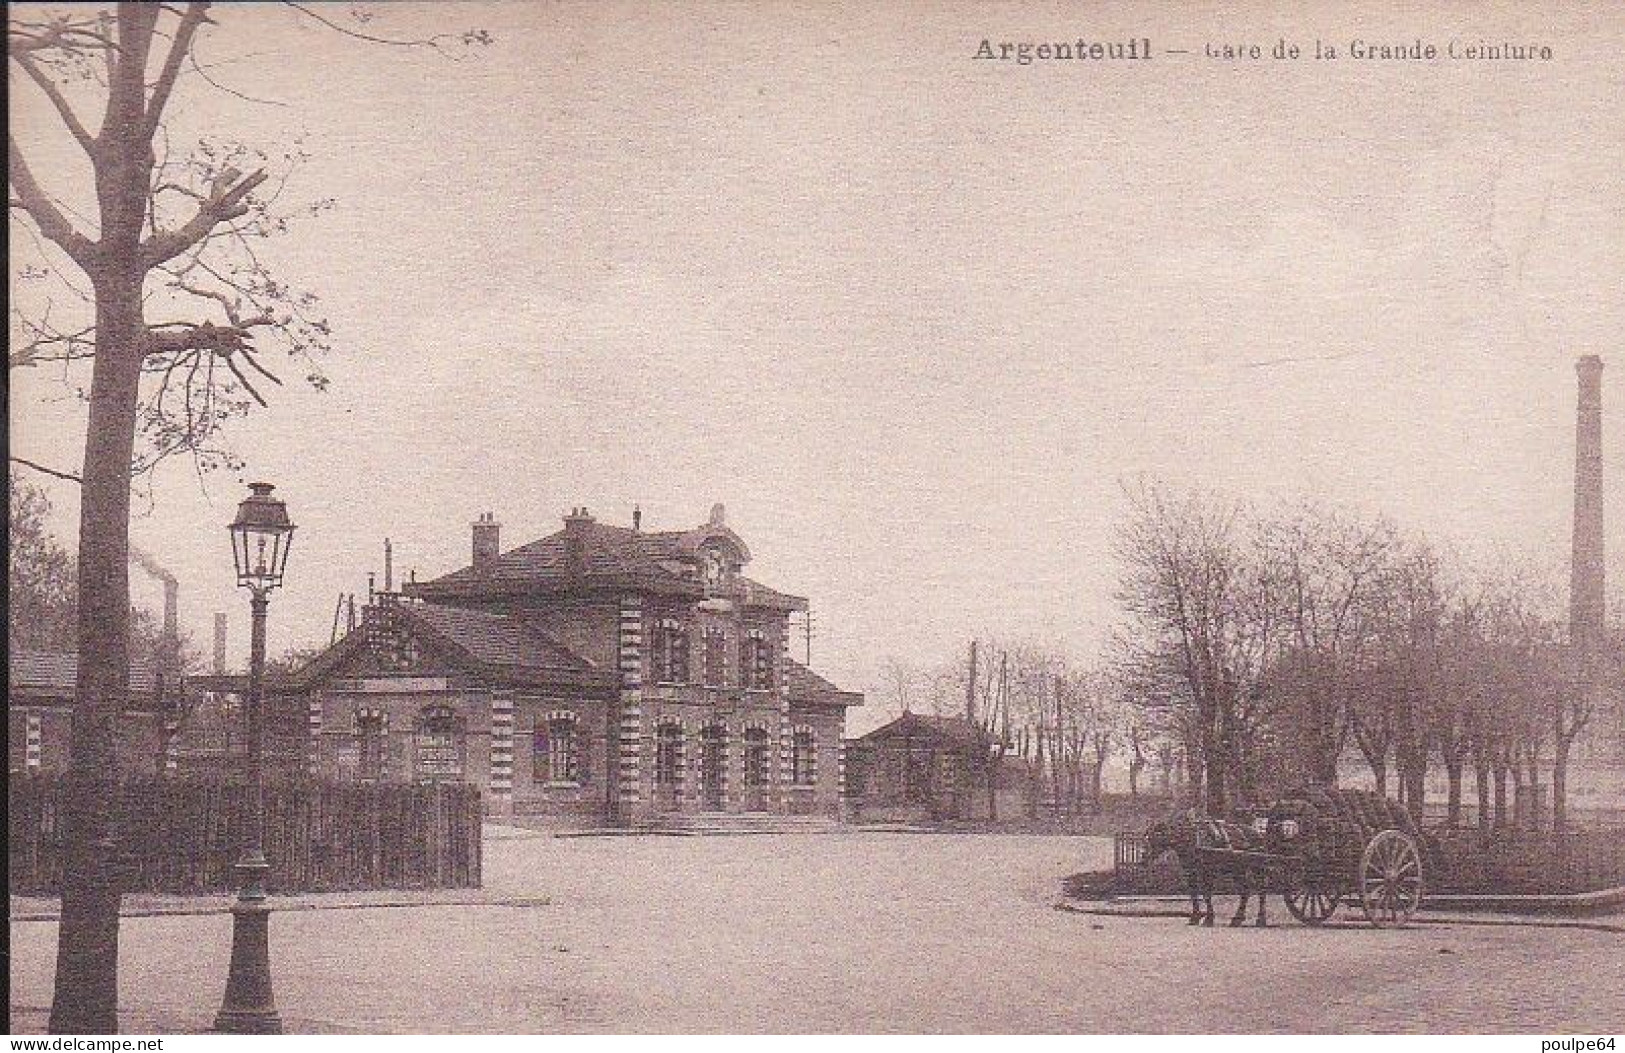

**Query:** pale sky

left=10, top=1, right=1624, bottom=733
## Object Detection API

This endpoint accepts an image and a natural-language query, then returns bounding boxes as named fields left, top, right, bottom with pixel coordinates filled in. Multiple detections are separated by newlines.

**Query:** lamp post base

left=214, top=858, right=282, bottom=1034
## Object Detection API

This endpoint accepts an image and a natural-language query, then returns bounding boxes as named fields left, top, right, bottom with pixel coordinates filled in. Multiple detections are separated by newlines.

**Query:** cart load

left=1257, top=788, right=1427, bottom=928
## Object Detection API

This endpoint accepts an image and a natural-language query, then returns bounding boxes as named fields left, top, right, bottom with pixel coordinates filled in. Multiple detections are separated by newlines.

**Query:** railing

left=1114, top=831, right=1148, bottom=875
left=1427, top=827, right=1625, bottom=895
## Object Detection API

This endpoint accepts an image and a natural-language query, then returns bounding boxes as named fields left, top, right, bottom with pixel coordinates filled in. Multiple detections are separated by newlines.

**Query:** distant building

left=7, top=651, right=174, bottom=776
left=844, top=712, right=1026, bottom=822
left=205, top=504, right=863, bottom=825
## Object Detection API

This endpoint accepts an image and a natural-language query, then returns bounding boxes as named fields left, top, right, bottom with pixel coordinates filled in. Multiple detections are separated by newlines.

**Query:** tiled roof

left=407, top=604, right=599, bottom=676
left=785, top=658, right=863, bottom=709
left=737, top=577, right=808, bottom=612
left=407, top=516, right=807, bottom=610
left=9, top=650, right=164, bottom=709
left=855, top=712, right=988, bottom=747
left=411, top=521, right=693, bottom=597
left=259, top=601, right=614, bottom=694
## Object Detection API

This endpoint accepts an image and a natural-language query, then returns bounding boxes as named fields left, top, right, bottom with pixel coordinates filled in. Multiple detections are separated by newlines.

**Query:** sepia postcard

left=6, top=0, right=1624, bottom=1041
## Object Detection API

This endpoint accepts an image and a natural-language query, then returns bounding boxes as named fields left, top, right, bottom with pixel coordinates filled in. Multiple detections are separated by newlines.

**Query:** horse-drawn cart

left=1137, top=788, right=1428, bottom=928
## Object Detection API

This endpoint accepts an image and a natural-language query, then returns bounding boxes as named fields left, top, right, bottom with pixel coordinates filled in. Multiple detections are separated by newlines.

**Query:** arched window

left=792, top=729, right=816, bottom=785
left=654, top=619, right=690, bottom=684
left=703, top=626, right=727, bottom=687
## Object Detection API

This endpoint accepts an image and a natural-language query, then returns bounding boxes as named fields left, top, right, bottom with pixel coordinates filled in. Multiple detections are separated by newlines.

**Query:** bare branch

left=140, top=165, right=267, bottom=267
left=7, top=15, right=121, bottom=56
left=141, top=2, right=212, bottom=140
left=220, top=352, right=267, bottom=406
left=145, top=320, right=254, bottom=357
left=187, top=39, right=289, bottom=108
left=238, top=348, right=283, bottom=388
left=8, top=136, right=98, bottom=268
left=11, top=456, right=82, bottom=484
left=283, top=2, right=469, bottom=55
left=11, top=50, right=99, bottom=153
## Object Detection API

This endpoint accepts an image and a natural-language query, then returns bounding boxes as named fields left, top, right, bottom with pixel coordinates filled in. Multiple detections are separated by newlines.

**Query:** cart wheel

left=1359, top=829, right=1424, bottom=928
left=1284, top=879, right=1343, bottom=926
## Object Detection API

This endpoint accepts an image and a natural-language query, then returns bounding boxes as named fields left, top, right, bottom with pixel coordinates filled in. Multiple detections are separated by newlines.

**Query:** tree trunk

left=987, top=749, right=1000, bottom=822
left=1445, top=759, right=1464, bottom=828
left=1202, top=709, right=1225, bottom=814
left=1407, top=764, right=1426, bottom=821
left=1553, top=737, right=1570, bottom=834
left=47, top=5, right=164, bottom=1028
left=1510, top=761, right=1527, bottom=830
left=1473, top=754, right=1491, bottom=830
left=50, top=280, right=147, bottom=1034
left=1522, top=749, right=1543, bottom=831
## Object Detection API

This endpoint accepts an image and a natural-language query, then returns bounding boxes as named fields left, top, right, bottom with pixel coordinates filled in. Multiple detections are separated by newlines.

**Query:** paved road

left=10, top=831, right=1623, bottom=1033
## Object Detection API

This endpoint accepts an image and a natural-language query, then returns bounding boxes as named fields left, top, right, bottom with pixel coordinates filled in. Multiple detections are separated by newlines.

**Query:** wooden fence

left=8, top=775, right=483, bottom=895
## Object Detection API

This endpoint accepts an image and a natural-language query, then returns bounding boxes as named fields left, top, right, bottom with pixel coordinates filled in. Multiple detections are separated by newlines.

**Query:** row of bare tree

left=877, top=480, right=1620, bottom=831
left=1113, top=479, right=1618, bottom=830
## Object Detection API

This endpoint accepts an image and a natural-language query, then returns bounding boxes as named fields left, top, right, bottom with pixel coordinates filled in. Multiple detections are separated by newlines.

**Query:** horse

left=1143, top=809, right=1273, bottom=927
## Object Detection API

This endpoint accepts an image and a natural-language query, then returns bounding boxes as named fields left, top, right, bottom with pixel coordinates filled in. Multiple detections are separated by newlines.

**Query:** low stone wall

left=7, top=774, right=482, bottom=894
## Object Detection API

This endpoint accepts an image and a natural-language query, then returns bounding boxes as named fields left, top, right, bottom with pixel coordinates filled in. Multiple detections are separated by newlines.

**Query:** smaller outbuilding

left=7, top=650, right=175, bottom=776
left=844, top=712, right=1026, bottom=823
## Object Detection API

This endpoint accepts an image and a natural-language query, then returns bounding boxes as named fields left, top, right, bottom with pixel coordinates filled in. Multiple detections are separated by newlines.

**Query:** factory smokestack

left=214, top=613, right=228, bottom=675
left=130, top=546, right=178, bottom=588
left=131, top=546, right=181, bottom=674
left=1572, top=354, right=1610, bottom=759
left=1572, top=355, right=1605, bottom=658
left=163, top=579, right=179, bottom=641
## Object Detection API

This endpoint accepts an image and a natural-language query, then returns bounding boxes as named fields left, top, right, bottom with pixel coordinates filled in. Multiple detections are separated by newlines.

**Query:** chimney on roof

left=472, top=512, right=500, bottom=574
left=633, top=504, right=642, bottom=533
left=564, top=507, right=595, bottom=577
left=384, top=537, right=394, bottom=593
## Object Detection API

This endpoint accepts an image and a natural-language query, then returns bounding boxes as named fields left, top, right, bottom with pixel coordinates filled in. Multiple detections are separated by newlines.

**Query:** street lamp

left=214, top=482, right=294, bottom=1035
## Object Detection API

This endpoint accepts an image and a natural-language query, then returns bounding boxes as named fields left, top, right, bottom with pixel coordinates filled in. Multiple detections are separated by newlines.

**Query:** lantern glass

left=229, top=482, right=295, bottom=591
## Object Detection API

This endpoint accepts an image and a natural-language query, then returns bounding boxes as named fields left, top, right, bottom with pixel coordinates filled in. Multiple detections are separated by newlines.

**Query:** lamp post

left=214, top=482, right=294, bottom=1035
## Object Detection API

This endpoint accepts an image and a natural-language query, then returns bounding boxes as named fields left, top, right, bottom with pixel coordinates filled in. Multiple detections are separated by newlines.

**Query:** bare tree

left=1256, top=500, right=1399, bottom=790
left=1113, top=479, right=1279, bottom=813
left=8, top=4, right=486, bottom=1031
left=1430, top=580, right=1484, bottom=827
left=1370, top=539, right=1451, bottom=820
left=1471, top=560, right=1564, bottom=829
